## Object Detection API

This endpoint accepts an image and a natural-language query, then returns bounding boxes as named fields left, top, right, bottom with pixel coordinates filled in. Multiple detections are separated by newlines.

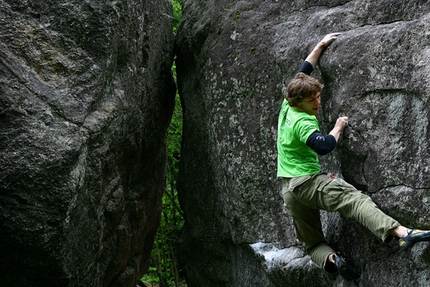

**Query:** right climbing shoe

left=399, top=229, right=430, bottom=251
left=334, top=255, right=361, bottom=281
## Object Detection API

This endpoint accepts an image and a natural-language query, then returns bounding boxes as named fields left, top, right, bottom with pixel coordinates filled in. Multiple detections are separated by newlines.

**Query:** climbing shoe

left=399, top=229, right=430, bottom=251
left=334, top=255, right=361, bottom=281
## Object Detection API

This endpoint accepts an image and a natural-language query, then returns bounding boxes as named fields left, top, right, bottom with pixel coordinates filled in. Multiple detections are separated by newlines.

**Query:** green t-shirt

left=277, top=100, right=321, bottom=177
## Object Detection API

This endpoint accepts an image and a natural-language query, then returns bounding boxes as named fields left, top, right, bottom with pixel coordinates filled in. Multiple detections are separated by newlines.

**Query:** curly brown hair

left=286, top=73, right=323, bottom=106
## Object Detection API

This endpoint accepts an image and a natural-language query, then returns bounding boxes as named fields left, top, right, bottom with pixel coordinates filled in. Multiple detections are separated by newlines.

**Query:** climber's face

left=294, top=92, right=321, bottom=116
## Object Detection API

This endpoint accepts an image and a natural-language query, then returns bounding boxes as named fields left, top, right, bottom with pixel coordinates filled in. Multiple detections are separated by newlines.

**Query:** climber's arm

left=304, top=33, right=340, bottom=69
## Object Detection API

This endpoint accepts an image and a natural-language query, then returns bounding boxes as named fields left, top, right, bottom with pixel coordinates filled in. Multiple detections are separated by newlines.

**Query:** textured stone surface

left=0, top=0, right=175, bottom=286
left=176, top=0, right=430, bottom=286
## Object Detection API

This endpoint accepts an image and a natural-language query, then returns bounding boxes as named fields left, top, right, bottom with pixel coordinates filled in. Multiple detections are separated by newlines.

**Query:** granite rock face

left=0, top=0, right=175, bottom=286
left=176, top=0, right=430, bottom=286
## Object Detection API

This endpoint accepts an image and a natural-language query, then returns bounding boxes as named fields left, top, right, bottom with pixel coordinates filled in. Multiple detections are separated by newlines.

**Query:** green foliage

left=233, top=10, right=241, bottom=21
left=172, top=0, right=184, bottom=34
left=141, top=72, right=185, bottom=287
left=141, top=1, right=185, bottom=286
left=231, top=10, right=241, bottom=25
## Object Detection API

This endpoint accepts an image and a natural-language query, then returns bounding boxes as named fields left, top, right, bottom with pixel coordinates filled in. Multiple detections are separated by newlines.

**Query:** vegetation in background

left=172, top=0, right=183, bottom=34
left=141, top=0, right=185, bottom=286
left=142, top=91, right=184, bottom=287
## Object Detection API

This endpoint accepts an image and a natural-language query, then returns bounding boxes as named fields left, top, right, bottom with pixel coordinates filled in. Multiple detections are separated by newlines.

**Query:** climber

left=277, top=32, right=430, bottom=281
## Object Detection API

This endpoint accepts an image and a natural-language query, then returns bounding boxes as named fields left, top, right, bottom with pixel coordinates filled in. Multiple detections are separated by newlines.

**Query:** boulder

left=0, top=0, right=175, bottom=286
left=176, top=0, right=430, bottom=286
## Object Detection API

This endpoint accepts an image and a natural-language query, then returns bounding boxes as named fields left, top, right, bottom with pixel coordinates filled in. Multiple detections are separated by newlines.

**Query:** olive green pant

left=282, top=173, right=400, bottom=272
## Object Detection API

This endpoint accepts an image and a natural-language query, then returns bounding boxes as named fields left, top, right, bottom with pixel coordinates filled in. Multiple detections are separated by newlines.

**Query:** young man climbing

left=277, top=32, right=430, bottom=281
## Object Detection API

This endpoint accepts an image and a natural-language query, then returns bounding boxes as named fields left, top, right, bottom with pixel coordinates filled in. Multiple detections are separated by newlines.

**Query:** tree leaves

left=141, top=1, right=185, bottom=286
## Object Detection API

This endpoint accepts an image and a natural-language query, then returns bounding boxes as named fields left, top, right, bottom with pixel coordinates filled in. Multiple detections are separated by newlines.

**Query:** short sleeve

left=295, top=117, right=319, bottom=144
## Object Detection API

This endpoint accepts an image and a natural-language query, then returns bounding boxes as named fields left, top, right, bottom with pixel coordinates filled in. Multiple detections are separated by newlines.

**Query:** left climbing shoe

left=334, top=255, right=361, bottom=281
left=399, top=229, right=430, bottom=251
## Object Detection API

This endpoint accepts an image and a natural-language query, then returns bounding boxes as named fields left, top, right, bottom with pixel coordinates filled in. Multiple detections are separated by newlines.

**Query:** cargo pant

left=282, top=173, right=400, bottom=272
